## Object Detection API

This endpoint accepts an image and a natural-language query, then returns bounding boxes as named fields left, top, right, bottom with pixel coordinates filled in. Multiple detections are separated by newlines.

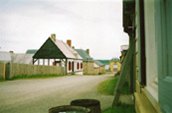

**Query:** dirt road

left=0, top=74, right=114, bottom=113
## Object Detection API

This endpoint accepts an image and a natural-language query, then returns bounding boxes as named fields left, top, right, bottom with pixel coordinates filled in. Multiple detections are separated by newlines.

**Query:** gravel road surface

left=0, top=74, right=114, bottom=113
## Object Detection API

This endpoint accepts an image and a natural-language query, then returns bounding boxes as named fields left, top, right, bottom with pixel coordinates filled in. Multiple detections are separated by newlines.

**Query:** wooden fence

left=0, top=62, right=65, bottom=80
left=0, top=62, right=6, bottom=79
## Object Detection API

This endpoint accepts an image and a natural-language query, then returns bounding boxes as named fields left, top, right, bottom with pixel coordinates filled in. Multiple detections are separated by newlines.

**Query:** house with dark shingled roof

left=33, top=34, right=83, bottom=74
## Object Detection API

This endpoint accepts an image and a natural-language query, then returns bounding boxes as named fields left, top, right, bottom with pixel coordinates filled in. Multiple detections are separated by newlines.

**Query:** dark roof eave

left=123, top=0, right=135, bottom=35
left=33, top=56, right=67, bottom=59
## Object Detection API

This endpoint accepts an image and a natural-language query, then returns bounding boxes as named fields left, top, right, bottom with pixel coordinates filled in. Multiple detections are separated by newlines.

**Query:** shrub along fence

left=0, top=62, right=65, bottom=80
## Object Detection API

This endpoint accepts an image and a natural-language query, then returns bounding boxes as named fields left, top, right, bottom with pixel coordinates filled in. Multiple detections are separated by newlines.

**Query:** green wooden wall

left=154, top=0, right=172, bottom=112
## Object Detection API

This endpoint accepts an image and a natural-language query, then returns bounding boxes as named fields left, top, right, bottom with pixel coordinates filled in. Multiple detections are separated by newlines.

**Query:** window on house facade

left=77, top=62, right=79, bottom=70
left=68, top=61, right=71, bottom=71
left=80, top=63, right=83, bottom=69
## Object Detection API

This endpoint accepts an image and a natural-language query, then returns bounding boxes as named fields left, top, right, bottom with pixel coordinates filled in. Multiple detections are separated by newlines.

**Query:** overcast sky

left=0, top=0, right=128, bottom=59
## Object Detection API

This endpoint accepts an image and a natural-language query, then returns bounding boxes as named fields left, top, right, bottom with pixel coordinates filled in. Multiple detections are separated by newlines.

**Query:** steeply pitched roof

left=33, top=38, right=82, bottom=59
left=75, top=49, right=93, bottom=61
left=54, top=40, right=81, bottom=59
left=0, top=51, right=11, bottom=62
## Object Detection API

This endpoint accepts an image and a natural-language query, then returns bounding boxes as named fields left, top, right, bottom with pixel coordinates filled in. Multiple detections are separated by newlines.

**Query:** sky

left=0, top=0, right=129, bottom=59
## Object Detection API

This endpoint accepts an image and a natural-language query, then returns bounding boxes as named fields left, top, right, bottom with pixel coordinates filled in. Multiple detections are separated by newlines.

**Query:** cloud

left=0, top=0, right=128, bottom=58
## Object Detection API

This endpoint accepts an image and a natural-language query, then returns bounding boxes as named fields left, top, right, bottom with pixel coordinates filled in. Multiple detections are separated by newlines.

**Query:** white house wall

left=34, top=59, right=83, bottom=74
left=144, top=0, right=158, bottom=101
left=66, top=59, right=83, bottom=73
left=34, top=59, right=59, bottom=66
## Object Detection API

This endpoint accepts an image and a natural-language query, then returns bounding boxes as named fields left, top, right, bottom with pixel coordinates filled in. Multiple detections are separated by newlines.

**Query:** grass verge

left=97, top=74, right=131, bottom=95
left=103, top=104, right=135, bottom=113
left=0, top=76, right=5, bottom=82
left=98, top=73, right=135, bottom=113
left=10, top=74, right=64, bottom=80
left=97, top=76, right=119, bottom=95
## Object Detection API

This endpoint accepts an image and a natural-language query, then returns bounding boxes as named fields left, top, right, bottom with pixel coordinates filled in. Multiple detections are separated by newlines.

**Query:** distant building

left=0, top=51, right=11, bottom=63
left=0, top=51, right=33, bottom=64
left=76, top=49, right=105, bottom=75
left=109, top=58, right=121, bottom=73
left=94, top=60, right=105, bottom=74
left=97, top=60, right=110, bottom=71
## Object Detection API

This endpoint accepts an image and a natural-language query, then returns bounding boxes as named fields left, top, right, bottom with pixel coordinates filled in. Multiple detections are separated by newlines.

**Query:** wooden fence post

left=112, top=37, right=135, bottom=106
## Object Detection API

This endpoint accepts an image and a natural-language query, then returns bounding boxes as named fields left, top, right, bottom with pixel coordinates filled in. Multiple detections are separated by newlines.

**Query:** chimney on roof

left=86, top=49, right=90, bottom=55
left=50, top=34, right=56, bottom=42
left=66, top=39, right=72, bottom=47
